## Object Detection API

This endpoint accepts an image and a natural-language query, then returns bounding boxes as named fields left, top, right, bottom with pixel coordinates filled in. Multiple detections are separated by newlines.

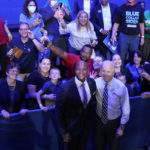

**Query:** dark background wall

left=0, top=0, right=149, bottom=26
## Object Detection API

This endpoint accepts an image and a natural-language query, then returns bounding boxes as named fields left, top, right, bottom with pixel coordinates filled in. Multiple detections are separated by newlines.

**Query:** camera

left=43, top=40, right=49, bottom=47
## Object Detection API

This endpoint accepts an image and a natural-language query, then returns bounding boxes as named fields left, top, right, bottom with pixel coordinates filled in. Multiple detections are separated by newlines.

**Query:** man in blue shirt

left=7, top=22, right=44, bottom=81
left=95, top=60, right=130, bottom=150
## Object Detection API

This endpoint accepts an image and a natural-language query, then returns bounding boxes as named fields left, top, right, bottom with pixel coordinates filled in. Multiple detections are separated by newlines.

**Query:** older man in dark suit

left=91, top=0, right=118, bottom=58
left=55, top=61, right=96, bottom=150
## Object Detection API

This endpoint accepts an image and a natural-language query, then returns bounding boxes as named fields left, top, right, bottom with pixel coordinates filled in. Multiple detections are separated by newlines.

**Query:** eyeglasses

left=9, top=69, right=19, bottom=74
left=19, top=28, right=29, bottom=31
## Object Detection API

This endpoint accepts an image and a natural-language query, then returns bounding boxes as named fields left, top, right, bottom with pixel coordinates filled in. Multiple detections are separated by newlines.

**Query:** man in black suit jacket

left=91, top=0, right=117, bottom=58
left=72, top=0, right=99, bottom=19
left=55, top=61, right=96, bottom=150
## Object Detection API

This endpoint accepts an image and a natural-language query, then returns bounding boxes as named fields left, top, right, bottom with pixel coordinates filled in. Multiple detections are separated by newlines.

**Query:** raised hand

left=1, top=110, right=10, bottom=119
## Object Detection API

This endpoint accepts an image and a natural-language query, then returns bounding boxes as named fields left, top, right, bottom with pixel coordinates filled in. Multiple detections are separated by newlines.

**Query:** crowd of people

left=0, top=0, right=150, bottom=150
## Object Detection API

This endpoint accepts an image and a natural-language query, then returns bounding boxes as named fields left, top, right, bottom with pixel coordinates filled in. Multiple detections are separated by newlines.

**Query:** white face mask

left=51, top=1, right=57, bottom=6
left=28, top=6, right=36, bottom=14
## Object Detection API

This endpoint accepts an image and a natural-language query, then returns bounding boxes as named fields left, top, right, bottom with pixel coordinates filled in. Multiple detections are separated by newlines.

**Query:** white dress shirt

left=59, top=21, right=97, bottom=50
left=101, top=3, right=112, bottom=30
left=84, top=0, right=91, bottom=18
left=75, top=77, right=91, bottom=104
left=95, top=77, right=130, bottom=125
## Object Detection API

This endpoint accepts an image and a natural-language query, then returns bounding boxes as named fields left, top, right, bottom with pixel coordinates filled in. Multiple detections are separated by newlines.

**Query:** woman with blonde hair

left=59, top=10, right=97, bottom=54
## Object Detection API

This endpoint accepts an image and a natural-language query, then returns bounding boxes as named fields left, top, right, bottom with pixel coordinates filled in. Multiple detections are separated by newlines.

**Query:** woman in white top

left=59, top=10, right=98, bottom=54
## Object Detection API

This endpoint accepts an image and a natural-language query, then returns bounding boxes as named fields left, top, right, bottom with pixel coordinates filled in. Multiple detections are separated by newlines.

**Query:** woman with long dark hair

left=126, top=50, right=145, bottom=95
left=27, top=57, right=51, bottom=109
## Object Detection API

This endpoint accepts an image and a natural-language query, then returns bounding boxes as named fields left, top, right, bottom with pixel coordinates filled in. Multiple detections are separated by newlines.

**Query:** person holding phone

left=39, top=0, right=72, bottom=66
left=20, top=0, right=46, bottom=40
left=59, top=10, right=97, bottom=55
left=20, top=0, right=47, bottom=62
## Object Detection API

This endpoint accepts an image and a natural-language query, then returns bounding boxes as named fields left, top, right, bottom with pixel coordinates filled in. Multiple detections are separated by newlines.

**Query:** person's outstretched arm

left=41, top=36, right=67, bottom=60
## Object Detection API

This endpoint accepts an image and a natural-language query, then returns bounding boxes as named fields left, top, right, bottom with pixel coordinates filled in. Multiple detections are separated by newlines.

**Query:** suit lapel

left=71, top=78, right=83, bottom=105
left=110, top=3, right=113, bottom=23
left=87, top=78, right=95, bottom=101
left=97, top=5, right=104, bottom=28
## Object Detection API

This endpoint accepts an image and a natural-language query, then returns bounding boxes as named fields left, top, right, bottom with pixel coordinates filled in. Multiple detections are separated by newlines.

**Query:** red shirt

left=126, top=1, right=136, bottom=6
left=62, top=53, right=93, bottom=78
left=0, top=16, right=7, bottom=45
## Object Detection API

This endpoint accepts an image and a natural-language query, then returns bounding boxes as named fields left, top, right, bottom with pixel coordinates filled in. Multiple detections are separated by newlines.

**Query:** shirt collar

left=126, top=1, right=136, bottom=6
left=101, top=3, right=110, bottom=9
left=75, top=76, right=87, bottom=88
left=102, top=77, right=114, bottom=86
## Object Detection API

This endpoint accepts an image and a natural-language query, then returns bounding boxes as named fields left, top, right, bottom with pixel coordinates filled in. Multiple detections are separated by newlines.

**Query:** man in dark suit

left=73, top=0, right=99, bottom=19
left=55, top=61, right=96, bottom=150
left=91, top=0, right=117, bottom=58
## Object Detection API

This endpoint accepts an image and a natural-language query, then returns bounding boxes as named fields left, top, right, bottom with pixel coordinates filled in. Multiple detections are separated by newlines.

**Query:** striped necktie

left=101, top=83, right=108, bottom=124
left=81, top=83, right=88, bottom=108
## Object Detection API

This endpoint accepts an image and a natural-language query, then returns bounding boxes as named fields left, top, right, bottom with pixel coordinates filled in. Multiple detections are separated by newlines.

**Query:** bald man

left=95, top=60, right=130, bottom=150
left=55, top=61, right=96, bottom=150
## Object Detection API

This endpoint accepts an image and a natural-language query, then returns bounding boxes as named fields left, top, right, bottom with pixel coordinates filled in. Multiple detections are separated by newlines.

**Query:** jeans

left=118, top=32, right=139, bottom=63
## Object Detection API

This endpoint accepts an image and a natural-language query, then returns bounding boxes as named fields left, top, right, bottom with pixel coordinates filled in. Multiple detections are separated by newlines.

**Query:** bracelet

left=141, top=35, right=144, bottom=38
left=44, top=94, right=47, bottom=99
left=8, top=33, right=12, bottom=37
left=120, top=124, right=125, bottom=130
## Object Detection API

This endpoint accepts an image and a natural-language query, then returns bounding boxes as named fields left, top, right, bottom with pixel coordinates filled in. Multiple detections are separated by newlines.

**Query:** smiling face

left=78, top=12, right=88, bottom=26
left=101, top=61, right=115, bottom=82
left=75, top=61, right=88, bottom=82
left=6, top=67, right=19, bottom=80
left=19, top=23, right=29, bottom=38
left=93, top=56, right=103, bottom=70
left=49, top=68, right=61, bottom=81
left=112, top=54, right=122, bottom=68
left=101, top=0, right=108, bottom=6
left=39, top=58, right=51, bottom=74
left=133, top=53, right=142, bottom=66
left=80, top=46, right=92, bottom=62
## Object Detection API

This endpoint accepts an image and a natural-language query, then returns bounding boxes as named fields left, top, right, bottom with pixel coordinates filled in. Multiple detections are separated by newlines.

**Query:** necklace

left=9, top=86, right=16, bottom=92
left=80, top=27, right=85, bottom=34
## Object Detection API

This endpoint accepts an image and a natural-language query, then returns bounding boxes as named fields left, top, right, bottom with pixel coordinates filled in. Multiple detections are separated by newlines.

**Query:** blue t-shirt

left=42, top=80, right=62, bottom=94
left=20, top=13, right=44, bottom=40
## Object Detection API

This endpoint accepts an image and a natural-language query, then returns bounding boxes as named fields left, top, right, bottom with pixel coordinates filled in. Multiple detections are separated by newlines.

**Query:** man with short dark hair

left=55, top=60, right=96, bottom=150
left=41, top=36, right=94, bottom=78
